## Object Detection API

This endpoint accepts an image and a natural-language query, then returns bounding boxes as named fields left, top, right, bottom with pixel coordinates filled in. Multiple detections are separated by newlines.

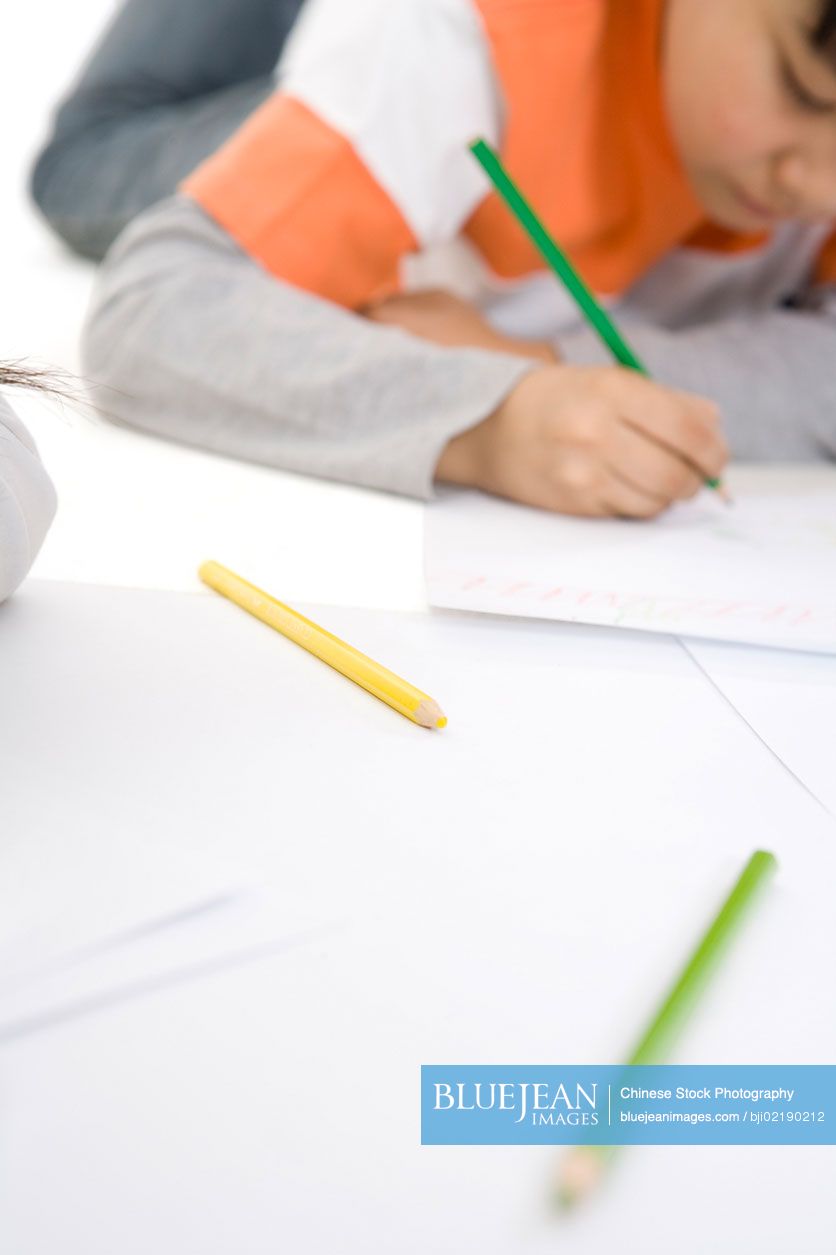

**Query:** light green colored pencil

left=558, top=850, right=778, bottom=1207
left=469, top=137, right=727, bottom=498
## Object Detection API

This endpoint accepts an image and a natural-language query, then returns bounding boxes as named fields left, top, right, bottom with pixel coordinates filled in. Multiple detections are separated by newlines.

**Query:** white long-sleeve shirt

left=0, top=395, right=57, bottom=602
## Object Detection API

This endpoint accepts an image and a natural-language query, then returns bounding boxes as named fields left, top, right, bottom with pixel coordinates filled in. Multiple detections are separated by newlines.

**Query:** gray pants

left=30, top=0, right=306, bottom=260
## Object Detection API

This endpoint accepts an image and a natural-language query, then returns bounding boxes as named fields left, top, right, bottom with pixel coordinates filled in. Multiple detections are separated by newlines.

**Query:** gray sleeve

left=80, top=196, right=534, bottom=500
left=557, top=308, right=836, bottom=461
left=0, top=397, right=58, bottom=602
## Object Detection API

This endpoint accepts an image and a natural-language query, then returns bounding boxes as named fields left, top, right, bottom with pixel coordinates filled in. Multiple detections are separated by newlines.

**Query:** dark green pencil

left=470, top=137, right=727, bottom=498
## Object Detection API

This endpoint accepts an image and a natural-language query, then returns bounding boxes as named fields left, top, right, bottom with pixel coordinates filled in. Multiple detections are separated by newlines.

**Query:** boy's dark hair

left=814, top=0, right=836, bottom=50
left=0, top=361, right=70, bottom=395
left=0, top=363, right=50, bottom=390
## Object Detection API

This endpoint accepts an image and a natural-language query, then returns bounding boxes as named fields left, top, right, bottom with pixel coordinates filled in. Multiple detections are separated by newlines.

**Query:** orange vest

left=183, top=0, right=836, bottom=311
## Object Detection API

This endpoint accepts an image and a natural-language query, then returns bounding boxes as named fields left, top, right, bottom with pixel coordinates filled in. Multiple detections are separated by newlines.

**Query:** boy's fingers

left=631, top=403, right=727, bottom=480
left=598, top=469, right=670, bottom=520
left=609, top=373, right=728, bottom=480
left=606, top=420, right=704, bottom=503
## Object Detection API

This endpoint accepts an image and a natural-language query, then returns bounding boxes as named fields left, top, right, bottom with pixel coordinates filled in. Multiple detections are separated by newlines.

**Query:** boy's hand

left=366, top=289, right=557, bottom=363
left=436, top=365, right=728, bottom=518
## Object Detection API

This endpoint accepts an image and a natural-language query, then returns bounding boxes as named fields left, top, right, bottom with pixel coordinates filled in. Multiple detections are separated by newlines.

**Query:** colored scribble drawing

left=444, top=570, right=836, bottom=637
left=426, top=486, right=836, bottom=649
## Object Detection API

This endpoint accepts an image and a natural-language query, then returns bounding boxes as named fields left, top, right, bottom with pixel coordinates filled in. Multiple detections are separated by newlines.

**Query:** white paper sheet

left=0, top=769, right=246, bottom=988
left=2, top=579, right=835, bottom=1252
left=682, top=638, right=836, bottom=815
left=4, top=579, right=834, bottom=899
left=3, top=579, right=834, bottom=992
left=0, top=583, right=346, bottom=983
left=1, top=849, right=834, bottom=1255
left=0, top=891, right=340, bottom=1043
left=425, top=472, right=836, bottom=651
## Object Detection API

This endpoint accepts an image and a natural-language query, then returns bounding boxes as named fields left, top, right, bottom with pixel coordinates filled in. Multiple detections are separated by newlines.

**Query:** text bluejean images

left=421, top=1067, right=836, bottom=1145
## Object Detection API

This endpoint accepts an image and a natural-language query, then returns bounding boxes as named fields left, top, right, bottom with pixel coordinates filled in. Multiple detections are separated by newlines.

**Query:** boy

left=82, top=0, right=836, bottom=517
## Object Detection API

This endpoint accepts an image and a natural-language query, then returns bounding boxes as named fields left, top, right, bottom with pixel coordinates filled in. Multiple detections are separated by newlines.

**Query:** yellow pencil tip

left=415, top=699, right=447, bottom=729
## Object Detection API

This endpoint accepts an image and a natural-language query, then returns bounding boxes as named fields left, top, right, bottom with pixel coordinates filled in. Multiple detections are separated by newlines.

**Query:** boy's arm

left=182, top=0, right=501, bottom=310
left=555, top=305, right=836, bottom=461
left=82, top=197, right=726, bottom=515
left=0, top=397, right=57, bottom=602
left=365, top=289, right=558, bottom=364
left=81, top=196, right=534, bottom=500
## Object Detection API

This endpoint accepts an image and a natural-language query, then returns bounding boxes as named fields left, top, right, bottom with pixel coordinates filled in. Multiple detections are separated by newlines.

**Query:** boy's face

left=664, top=0, right=836, bottom=229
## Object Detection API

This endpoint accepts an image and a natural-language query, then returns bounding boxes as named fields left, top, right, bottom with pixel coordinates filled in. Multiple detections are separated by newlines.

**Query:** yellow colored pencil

left=198, top=561, right=447, bottom=730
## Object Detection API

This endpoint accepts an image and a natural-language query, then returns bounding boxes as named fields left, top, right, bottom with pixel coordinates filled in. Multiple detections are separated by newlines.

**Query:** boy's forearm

left=365, top=289, right=559, bottom=364
left=556, top=309, right=836, bottom=461
left=81, top=196, right=533, bottom=500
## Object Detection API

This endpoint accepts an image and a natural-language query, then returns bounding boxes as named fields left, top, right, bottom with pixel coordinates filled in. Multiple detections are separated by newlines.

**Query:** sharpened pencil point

left=706, top=478, right=734, bottom=505
left=415, top=699, right=447, bottom=730
left=556, top=1146, right=609, bottom=1210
